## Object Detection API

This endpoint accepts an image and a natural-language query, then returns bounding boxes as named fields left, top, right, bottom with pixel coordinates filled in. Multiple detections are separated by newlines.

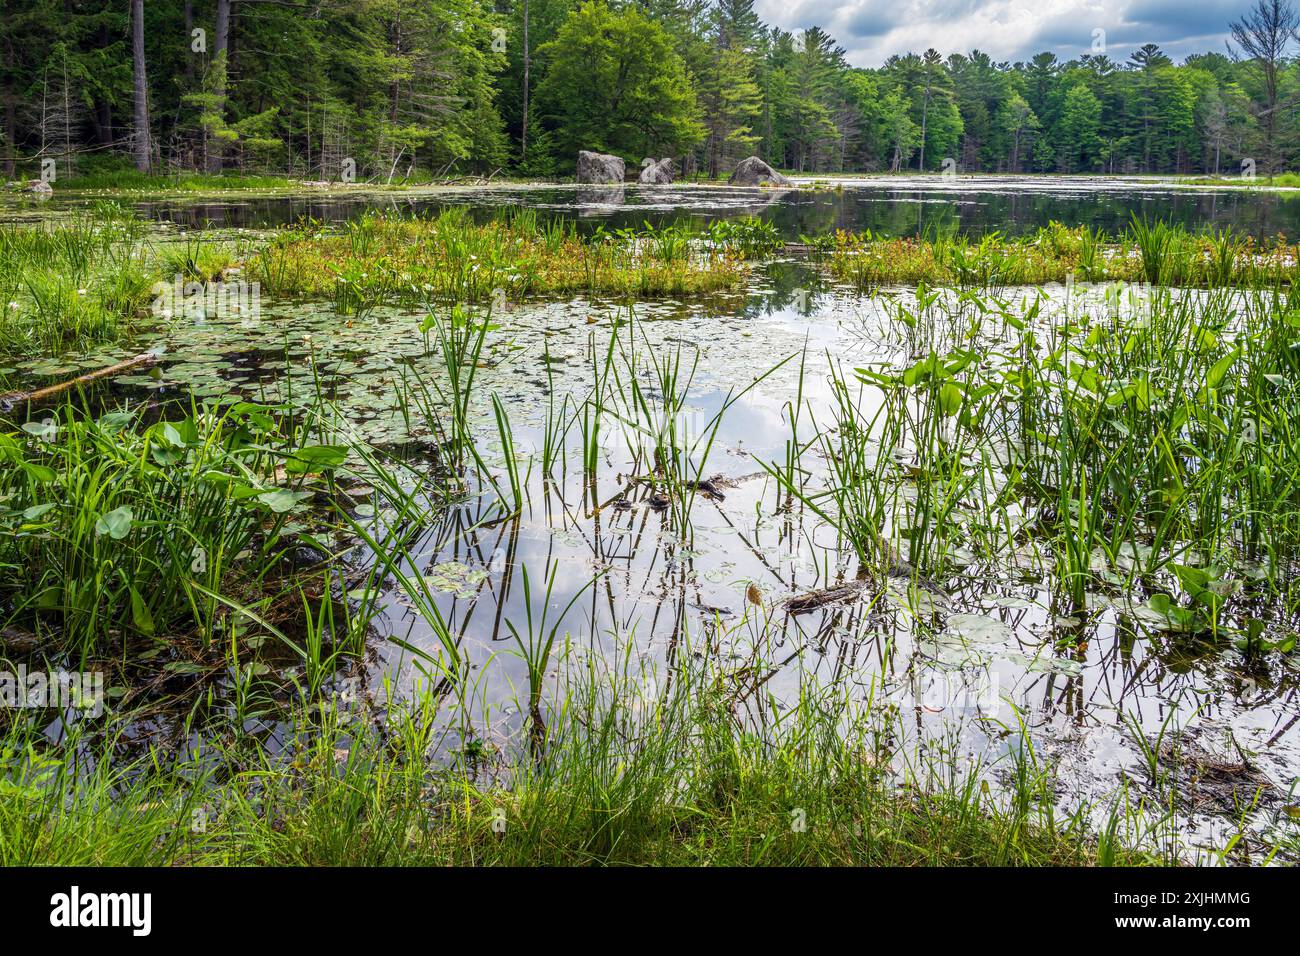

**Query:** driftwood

left=785, top=580, right=873, bottom=614
left=0, top=351, right=158, bottom=409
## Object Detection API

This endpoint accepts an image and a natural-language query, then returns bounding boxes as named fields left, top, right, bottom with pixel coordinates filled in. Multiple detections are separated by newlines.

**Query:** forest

left=3, top=0, right=1299, bottom=183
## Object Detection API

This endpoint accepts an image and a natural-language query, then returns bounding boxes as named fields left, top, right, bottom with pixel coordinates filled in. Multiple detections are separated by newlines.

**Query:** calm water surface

left=121, top=175, right=1300, bottom=240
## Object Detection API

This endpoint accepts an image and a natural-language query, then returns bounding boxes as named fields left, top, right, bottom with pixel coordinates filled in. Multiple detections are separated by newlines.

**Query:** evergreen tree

left=1053, top=84, right=1102, bottom=172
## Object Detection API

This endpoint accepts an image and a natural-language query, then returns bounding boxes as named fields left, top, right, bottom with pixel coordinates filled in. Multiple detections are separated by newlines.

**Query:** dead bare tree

left=1230, top=0, right=1300, bottom=175
left=132, top=0, right=151, bottom=172
left=207, top=0, right=232, bottom=172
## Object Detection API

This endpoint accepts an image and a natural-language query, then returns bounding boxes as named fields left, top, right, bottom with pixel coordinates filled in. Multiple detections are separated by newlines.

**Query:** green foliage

left=0, top=650, right=1163, bottom=866
left=0, top=400, right=341, bottom=658
left=0, top=1, right=1289, bottom=179
left=1053, top=84, right=1104, bottom=172
left=535, top=1, right=705, bottom=163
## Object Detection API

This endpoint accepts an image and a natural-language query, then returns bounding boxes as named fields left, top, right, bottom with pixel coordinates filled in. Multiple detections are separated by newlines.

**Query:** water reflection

left=120, top=177, right=1300, bottom=240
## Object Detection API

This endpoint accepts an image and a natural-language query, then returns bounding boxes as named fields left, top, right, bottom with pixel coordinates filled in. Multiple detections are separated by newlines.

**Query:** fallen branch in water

left=0, top=351, right=159, bottom=409
left=785, top=581, right=873, bottom=614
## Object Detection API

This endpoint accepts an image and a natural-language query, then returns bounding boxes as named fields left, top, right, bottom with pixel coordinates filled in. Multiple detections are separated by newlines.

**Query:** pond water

left=8, top=178, right=1300, bottom=861
left=34, top=174, right=1300, bottom=240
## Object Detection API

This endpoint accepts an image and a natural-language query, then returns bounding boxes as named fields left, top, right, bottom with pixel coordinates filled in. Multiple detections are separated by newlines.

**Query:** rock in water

left=6, top=179, right=53, bottom=198
left=576, top=150, right=626, bottom=184
left=638, top=157, right=675, bottom=184
left=728, top=156, right=793, bottom=187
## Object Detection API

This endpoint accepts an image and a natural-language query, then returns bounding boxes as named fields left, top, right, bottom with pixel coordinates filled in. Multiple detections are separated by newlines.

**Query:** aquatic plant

left=0, top=399, right=352, bottom=660
left=825, top=221, right=1300, bottom=291
left=0, top=212, right=239, bottom=357
left=246, top=209, right=751, bottom=305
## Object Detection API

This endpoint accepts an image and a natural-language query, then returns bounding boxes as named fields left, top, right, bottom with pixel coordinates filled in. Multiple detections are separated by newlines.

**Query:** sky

left=753, top=0, right=1245, bottom=67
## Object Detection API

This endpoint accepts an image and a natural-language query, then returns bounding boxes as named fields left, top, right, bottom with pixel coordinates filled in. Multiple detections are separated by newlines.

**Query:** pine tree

left=1053, top=84, right=1102, bottom=172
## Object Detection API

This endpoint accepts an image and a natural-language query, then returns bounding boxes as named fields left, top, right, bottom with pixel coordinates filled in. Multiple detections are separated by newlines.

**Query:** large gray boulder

left=6, top=179, right=53, bottom=198
left=576, top=150, right=626, bottom=184
left=638, top=157, right=675, bottom=184
left=728, top=156, right=792, bottom=187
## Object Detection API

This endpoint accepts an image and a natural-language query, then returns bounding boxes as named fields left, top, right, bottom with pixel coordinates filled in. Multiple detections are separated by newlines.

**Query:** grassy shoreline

left=822, top=220, right=1300, bottom=289
left=0, top=658, right=1167, bottom=867
left=0, top=206, right=243, bottom=359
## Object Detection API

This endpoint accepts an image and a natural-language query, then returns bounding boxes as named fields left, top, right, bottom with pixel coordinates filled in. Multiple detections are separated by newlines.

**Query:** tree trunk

left=2, top=33, right=15, bottom=178
left=521, top=0, right=530, bottom=162
left=132, top=0, right=151, bottom=172
left=207, top=0, right=232, bottom=173
left=918, top=82, right=932, bottom=171
left=93, top=22, right=114, bottom=148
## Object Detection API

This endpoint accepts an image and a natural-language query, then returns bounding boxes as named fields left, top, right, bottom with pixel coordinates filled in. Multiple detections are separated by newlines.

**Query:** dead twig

left=0, top=351, right=159, bottom=410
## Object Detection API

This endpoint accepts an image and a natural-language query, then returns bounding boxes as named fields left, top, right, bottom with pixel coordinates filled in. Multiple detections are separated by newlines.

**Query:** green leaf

left=1146, top=593, right=1199, bottom=632
left=98, top=410, right=137, bottom=433
left=938, top=382, right=964, bottom=416
left=130, top=587, right=155, bottom=635
left=285, top=444, right=348, bottom=474
left=258, top=489, right=313, bottom=513
left=20, top=461, right=56, bottom=484
left=1206, top=348, right=1240, bottom=390
left=20, top=419, right=59, bottom=440
left=163, top=661, right=207, bottom=675
left=94, top=505, right=134, bottom=539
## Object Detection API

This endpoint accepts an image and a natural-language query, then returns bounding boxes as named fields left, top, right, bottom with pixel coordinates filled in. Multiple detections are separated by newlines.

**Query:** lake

left=97, top=174, right=1300, bottom=240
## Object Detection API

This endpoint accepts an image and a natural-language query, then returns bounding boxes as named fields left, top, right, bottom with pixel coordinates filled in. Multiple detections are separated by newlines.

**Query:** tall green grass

left=826, top=220, right=1300, bottom=290
left=0, top=207, right=240, bottom=357
left=782, top=282, right=1300, bottom=635
left=0, top=398, right=358, bottom=661
left=246, top=209, right=754, bottom=305
left=0, top=639, right=1171, bottom=866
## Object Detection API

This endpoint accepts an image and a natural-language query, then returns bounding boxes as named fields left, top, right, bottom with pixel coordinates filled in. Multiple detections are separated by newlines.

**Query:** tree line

left=3, top=0, right=1300, bottom=182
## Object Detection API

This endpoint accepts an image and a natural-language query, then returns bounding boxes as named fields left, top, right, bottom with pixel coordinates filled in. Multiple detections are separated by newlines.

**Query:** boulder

left=728, top=156, right=793, bottom=187
left=576, top=150, right=626, bottom=184
left=638, top=157, right=675, bottom=185
left=6, top=179, right=53, bottom=198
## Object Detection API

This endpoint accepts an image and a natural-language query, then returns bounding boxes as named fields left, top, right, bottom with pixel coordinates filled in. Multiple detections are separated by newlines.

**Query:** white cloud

left=754, top=0, right=1237, bottom=67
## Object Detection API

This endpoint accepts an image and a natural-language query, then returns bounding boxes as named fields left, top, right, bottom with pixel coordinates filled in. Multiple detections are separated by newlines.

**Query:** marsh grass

left=0, top=397, right=357, bottom=661
left=798, top=281, right=1300, bottom=629
left=48, top=170, right=310, bottom=194
left=826, top=221, right=1300, bottom=290
left=0, top=640, right=1166, bottom=866
left=246, top=209, right=750, bottom=306
left=0, top=209, right=241, bottom=357
left=0, top=211, right=149, bottom=355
